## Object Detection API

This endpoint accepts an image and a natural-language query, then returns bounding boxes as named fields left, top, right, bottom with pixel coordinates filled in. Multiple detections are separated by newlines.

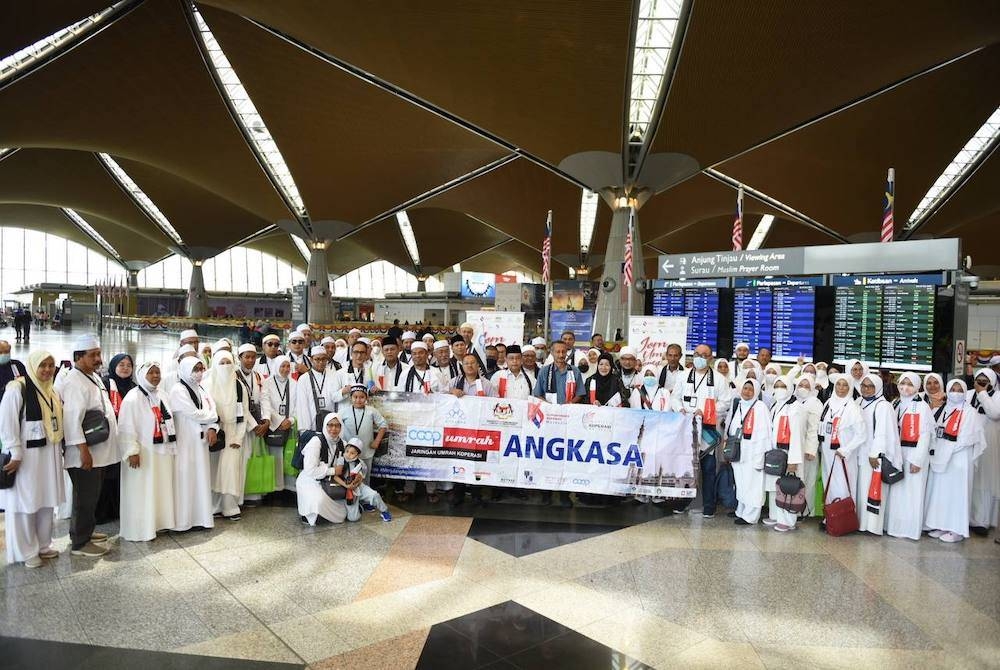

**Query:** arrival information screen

left=881, top=284, right=935, bottom=369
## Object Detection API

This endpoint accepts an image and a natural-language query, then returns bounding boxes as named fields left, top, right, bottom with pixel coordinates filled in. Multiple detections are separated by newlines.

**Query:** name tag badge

left=278, top=404, right=287, bottom=416
left=824, top=423, right=832, bottom=435
left=935, top=426, right=944, bottom=438
left=317, top=398, right=327, bottom=409
left=50, top=416, right=59, bottom=432
left=686, top=397, right=697, bottom=409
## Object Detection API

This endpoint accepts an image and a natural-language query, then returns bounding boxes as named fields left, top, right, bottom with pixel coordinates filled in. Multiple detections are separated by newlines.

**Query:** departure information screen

left=650, top=287, right=719, bottom=353
left=733, top=277, right=821, bottom=361
left=832, top=273, right=942, bottom=371
left=732, top=288, right=773, bottom=353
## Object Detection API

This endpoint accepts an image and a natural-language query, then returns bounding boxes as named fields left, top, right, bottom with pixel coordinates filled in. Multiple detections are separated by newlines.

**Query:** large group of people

left=1, top=324, right=998, bottom=569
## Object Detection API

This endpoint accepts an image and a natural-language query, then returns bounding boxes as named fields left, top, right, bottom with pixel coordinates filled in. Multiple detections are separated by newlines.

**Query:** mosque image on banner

left=371, top=393, right=697, bottom=498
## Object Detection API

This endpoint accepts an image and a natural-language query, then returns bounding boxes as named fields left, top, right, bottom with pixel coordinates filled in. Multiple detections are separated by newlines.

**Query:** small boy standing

left=338, top=384, right=387, bottom=486
left=335, top=437, right=391, bottom=522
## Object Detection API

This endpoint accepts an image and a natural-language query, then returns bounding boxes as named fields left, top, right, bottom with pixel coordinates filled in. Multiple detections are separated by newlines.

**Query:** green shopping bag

left=283, top=418, right=300, bottom=477
left=245, top=436, right=277, bottom=495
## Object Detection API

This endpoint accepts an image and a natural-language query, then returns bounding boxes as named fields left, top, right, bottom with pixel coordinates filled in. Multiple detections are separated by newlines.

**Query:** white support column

left=593, top=200, right=644, bottom=341
left=306, top=241, right=333, bottom=324
left=187, top=261, right=210, bottom=318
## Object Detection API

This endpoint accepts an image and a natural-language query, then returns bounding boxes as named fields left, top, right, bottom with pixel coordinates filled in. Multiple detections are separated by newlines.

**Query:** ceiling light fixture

left=395, top=211, right=421, bottom=267
left=63, top=207, right=121, bottom=259
left=190, top=5, right=309, bottom=220
left=747, top=215, right=774, bottom=250
left=906, top=105, right=1000, bottom=231
left=97, top=152, right=185, bottom=246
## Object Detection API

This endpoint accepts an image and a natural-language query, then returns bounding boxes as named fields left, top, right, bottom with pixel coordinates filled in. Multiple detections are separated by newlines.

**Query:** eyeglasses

left=289, top=339, right=304, bottom=344
left=264, top=342, right=279, bottom=347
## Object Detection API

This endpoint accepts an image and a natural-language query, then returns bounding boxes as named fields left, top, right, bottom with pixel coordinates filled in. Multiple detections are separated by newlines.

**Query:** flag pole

left=626, top=207, right=635, bottom=320
left=543, top=210, right=552, bottom=343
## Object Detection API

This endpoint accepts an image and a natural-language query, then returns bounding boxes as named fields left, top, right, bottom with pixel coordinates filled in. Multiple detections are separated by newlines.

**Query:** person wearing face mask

left=118, top=362, right=177, bottom=542
left=0, top=350, right=65, bottom=568
left=169, top=358, right=219, bottom=531
left=818, top=374, right=866, bottom=528
left=969, top=368, right=1000, bottom=536
left=730, top=378, right=772, bottom=525
left=711, top=358, right=738, bottom=514
left=794, top=375, right=823, bottom=518
left=814, top=363, right=833, bottom=404
left=923, top=379, right=987, bottom=543
left=0, top=340, right=28, bottom=404
left=263, top=355, right=297, bottom=490
left=761, top=363, right=783, bottom=408
left=762, top=376, right=803, bottom=531
left=856, top=373, right=901, bottom=535
left=636, top=365, right=672, bottom=411
left=885, top=372, right=934, bottom=540
left=921, top=373, right=947, bottom=410
left=206, top=351, right=255, bottom=522
left=676, top=344, right=728, bottom=518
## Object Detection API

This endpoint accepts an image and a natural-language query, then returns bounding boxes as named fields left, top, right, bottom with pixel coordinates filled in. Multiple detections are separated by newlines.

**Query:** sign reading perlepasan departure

left=370, top=393, right=697, bottom=498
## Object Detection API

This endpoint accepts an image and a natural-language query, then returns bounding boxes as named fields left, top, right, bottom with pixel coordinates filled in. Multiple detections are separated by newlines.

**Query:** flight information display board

left=650, top=287, right=719, bottom=353
left=732, top=277, right=821, bottom=361
left=732, top=288, right=773, bottom=353
left=832, top=273, right=943, bottom=371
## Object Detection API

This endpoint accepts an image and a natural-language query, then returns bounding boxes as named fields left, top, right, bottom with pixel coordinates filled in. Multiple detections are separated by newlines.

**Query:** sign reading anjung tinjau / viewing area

left=371, top=394, right=696, bottom=499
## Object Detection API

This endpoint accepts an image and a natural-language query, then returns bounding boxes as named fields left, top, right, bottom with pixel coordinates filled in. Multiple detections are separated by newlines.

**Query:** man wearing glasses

left=253, top=333, right=284, bottom=378
left=286, top=332, right=312, bottom=378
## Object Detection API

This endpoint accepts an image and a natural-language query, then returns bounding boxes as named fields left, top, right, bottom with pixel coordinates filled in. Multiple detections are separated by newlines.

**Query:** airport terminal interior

left=1, top=2, right=1000, bottom=669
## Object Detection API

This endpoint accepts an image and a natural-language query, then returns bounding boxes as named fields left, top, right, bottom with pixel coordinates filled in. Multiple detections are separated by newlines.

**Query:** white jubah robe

left=818, top=394, right=866, bottom=510
left=295, top=431, right=347, bottom=525
left=970, top=387, right=1000, bottom=528
left=797, top=393, right=823, bottom=516
left=0, top=381, right=65, bottom=563
left=856, top=386, right=901, bottom=535
left=886, top=395, right=934, bottom=540
left=168, top=361, right=218, bottom=531
left=118, top=385, right=175, bottom=541
left=263, top=371, right=298, bottom=491
left=730, top=397, right=772, bottom=524
left=924, top=400, right=987, bottom=537
left=765, top=397, right=804, bottom=528
left=206, top=354, right=254, bottom=517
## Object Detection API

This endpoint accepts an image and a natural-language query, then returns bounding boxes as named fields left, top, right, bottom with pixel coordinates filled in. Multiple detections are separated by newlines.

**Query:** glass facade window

left=136, top=247, right=304, bottom=293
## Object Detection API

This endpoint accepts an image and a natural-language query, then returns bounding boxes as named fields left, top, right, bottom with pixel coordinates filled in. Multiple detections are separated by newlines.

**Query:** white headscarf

left=137, top=361, right=162, bottom=404
left=946, top=377, right=968, bottom=408
left=896, top=372, right=921, bottom=411
left=178, top=356, right=204, bottom=386
left=206, top=351, right=237, bottom=423
left=272, top=354, right=291, bottom=381
left=922, top=372, right=945, bottom=405
left=859, top=372, right=883, bottom=399
left=846, top=359, right=869, bottom=389
left=713, top=358, right=733, bottom=386
left=738, top=377, right=761, bottom=411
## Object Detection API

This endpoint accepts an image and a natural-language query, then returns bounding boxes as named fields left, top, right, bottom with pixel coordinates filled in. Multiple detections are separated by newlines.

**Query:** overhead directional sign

left=658, top=238, right=960, bottom=279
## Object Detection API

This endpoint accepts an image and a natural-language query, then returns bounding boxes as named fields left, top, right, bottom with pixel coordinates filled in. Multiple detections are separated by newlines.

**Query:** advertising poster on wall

left=627, top=316, right=689, bottom=367
left=466, top=310, right=525, bottom=359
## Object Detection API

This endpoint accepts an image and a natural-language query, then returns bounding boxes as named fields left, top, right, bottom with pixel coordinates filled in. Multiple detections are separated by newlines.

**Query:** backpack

left=290, top=430, right=325, bottom=471
left=775, top=474, right=807, bottom=514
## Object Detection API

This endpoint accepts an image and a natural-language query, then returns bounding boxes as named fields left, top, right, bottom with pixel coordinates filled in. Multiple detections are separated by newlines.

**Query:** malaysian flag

left=623, top=208, right=634, bottom=299
left=881, top=167, right=895, bottom=243
left=541, top=210, right=552, bottom=283
left=732, top=185, right=744, bottom=251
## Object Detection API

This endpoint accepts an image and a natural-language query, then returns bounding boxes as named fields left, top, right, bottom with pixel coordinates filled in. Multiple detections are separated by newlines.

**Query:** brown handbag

left=823, top=457, right=859, bottom=537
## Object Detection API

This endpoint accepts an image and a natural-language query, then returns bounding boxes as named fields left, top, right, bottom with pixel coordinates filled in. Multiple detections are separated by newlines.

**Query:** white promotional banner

left=494, top=282, right=521, bottom=312
left=466, top=310, right=525, bottom=361
left=628, top=316, right=688, bottom=367
left=371, top=393, right=696, bottom=498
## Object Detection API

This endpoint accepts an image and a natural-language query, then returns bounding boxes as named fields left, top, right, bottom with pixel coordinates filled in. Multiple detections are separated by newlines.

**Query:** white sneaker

left=24, top=555, right=43, bottom=569
left=762, top=518, right=779, bottom=526
left=927, top=529, right=944, bottom=538
left=939, top=532, right=964, bottom=543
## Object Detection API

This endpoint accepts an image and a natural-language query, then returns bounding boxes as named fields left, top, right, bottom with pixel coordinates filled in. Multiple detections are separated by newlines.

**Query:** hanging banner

left=494, top=282, right=522, bottom=312
left=371, top=393, right=696, bottom=498
left=628, top=316, right=688, bottom=367
left=550, top=310, right=594, bottom=342
left=466, top=310, right=525, bottom=360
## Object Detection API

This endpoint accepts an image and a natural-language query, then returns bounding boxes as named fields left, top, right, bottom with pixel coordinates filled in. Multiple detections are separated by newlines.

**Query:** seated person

left=296, top=414, right=348, bottom=526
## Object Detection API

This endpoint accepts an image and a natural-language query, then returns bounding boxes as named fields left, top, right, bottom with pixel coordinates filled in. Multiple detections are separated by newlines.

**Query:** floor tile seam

left=827, top=545, right=992, bottom=651
left=54, top=576, right=94, bottom=645
left=174, top=531, right=310, bottom=666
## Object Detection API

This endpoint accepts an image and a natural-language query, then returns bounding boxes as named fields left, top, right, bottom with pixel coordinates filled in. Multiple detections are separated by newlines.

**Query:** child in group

left=337, top=384, right=387, bottom=487
left=335, top=437, right=391, bottom=523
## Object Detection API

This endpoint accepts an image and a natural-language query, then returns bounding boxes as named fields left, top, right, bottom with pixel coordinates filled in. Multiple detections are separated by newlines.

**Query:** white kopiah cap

left=296, top=323, right=311, bottom=332
left=402, top=331, right=416, bottom=340
left=310, top=345, right=327, bottom=357
left=433, top=340, right=450, bottom=351
left=521, top=345, right=536, bottom=354
left=422, top=333, right=435, bottom=341
left=180, top=329, right=198, bottom=341
left=359, top=337, right=371, bottom=345
left=410, top=341, right=428, bottom=351
left=619, top=346, right=636, bottom=357
left=321, top=336, right=336, bottom=345
left=347, top=437, right=364, bottom=450
left=531, top=337, right=546, bottom=347
left=990, top=355, right=1000, bottom=366
left=262, top=333, right=280, bottom=343
left=349, top=328, right=362, bottom=335
left=211, top=339, right=230, bottom=353
left=237, top=343, right=257, bottom=355
left=73, top=334, right=100, bottom=352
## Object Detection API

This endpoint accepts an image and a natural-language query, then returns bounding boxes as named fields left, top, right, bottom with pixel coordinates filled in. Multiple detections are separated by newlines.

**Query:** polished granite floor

left=2, top=328, right=1000, bottom=668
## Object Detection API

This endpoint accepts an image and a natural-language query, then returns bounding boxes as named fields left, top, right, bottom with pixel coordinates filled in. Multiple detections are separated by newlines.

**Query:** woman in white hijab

left=920, top=372, right=947, bottom=410
left=296, top=413, right=348, bottom=525
left=763, top=375, right=803, bottom=531
left=263, top=354, right=297, bottom=491
left=794, top=374, right=823, bottom=518
left=761, top=363, right=783, bottom=407
left=118, top=361, right=176, bottom=542
left=845, top=359, right=868, bottom=397
left=730, top=377, right=772, bottom=525
left=1, top=350, right=65, bottom=567
left=856, top=373, right=901, bottom=535
left=818, top=374, right=866, bottom=518
left=924, top=378, right=987, bottom=542
left=169, top=357, right=219, bottom=531
left=969, top=368, right=1000, bottom=533
left=206, top=351, right=251, bottom=521
left=885, top=372, right=934, bottom=540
